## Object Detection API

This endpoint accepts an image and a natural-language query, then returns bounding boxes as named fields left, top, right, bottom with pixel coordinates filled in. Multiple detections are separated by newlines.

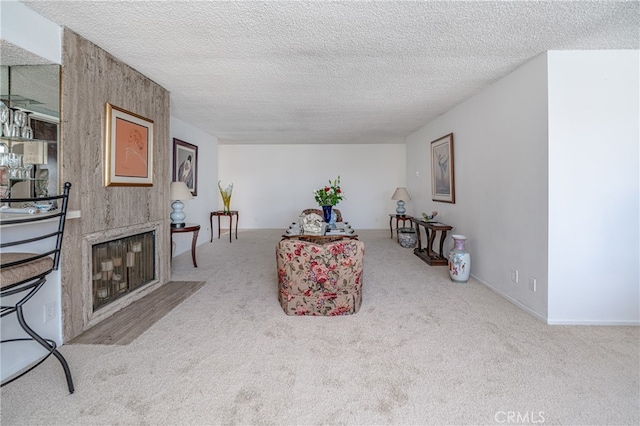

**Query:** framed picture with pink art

left=430, top=133, right=455, bottom=203
left=173, top=138, right=198, bottom=196
left=104, top=103, right=154, bottom=187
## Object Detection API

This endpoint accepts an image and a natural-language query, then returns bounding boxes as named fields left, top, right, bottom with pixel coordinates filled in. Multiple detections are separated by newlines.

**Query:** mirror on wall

left=1, top=56, right=60, bottom=200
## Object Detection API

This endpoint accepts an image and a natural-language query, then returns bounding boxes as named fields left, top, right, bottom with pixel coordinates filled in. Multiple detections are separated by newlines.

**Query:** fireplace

left=92, top=231, right=155, bottom=311
left=82, top=221, right=163, bottom=330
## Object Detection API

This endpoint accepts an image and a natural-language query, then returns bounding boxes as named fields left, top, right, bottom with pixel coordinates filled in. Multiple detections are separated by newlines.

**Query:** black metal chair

left=0, top=182, right=74, bottom=393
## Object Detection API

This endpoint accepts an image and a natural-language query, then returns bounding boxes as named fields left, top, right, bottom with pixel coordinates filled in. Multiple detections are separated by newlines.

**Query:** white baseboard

left=471, top=274, right=640, bottom=326
left=547, top=319, right=640, bottom=326
left=471, top=273, right=547, bottom=323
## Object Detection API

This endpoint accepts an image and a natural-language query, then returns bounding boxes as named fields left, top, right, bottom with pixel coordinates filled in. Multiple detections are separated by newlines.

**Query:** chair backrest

left=301, top=208, right=343, bottom=222
left=277, top=237, right=364, bottom=275
left=1, top=182, right=72, bottom=273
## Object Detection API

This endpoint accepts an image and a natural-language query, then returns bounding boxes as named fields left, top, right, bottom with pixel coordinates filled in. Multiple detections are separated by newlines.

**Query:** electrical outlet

left=511, top=269, right=519, bottom=283
left=529, top=277, right=537, bottom=292
left=44, top=302, right=55, bottom=322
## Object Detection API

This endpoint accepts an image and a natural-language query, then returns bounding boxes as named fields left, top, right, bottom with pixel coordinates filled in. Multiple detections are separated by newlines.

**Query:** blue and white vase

left=322, top=205, right=332, bottom=224
left=329, top=210, right=338, bottom=228
left=448, top=235, right=470, bottom=283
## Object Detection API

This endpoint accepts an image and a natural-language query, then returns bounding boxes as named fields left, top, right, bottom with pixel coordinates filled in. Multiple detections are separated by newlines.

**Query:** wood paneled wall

left=60, top=29, right=171, bottom=340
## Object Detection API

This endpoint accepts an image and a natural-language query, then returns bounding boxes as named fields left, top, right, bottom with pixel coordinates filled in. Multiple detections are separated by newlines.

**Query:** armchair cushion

left=276, top=238, right=364, bottom=316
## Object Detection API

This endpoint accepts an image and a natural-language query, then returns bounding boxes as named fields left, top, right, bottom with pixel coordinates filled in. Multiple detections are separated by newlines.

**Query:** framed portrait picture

left=173, top=138, right=198, bottom=196
left=430, top=133, right=455, bottom=203
left=104, top=103, right=154, bottom=186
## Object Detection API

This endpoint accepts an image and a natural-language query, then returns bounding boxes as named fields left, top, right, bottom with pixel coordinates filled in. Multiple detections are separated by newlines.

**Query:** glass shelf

left=0, top=136, right=52, bottom=144
left=9, top=177, right=47, bottom=182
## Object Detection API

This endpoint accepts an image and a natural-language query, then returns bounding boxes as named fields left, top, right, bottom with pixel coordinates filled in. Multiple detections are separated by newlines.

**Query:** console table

left=410, top=218, right=453, bottom=266
left=171, top=223, right=200, bottom=267
left=210, top=210, right=238, bottom=243
left=389, top=214, right=413, bottom=240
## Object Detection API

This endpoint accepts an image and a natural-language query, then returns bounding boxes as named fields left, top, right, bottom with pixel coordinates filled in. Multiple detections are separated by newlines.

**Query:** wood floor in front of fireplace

left=69, top=281, right=205, bottom=345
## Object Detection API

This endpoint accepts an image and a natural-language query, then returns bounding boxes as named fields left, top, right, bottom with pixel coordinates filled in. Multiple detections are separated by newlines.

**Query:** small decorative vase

left=218, top=180, right=233, bottom=213
left=329, top=210, right=337, bottom=228
left=398, top=227, right=417, bottom=248
left=322, top=205, right=332, bottom=224
left=448, top=234, right=471, bottom=283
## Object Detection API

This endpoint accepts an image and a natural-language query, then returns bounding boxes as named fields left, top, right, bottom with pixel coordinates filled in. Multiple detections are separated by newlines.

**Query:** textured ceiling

left=19, top=0, right=640, bottom=144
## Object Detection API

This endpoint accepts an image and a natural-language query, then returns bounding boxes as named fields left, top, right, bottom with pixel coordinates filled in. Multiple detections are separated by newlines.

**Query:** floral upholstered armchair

left=276, top=238, right=364, bottom=316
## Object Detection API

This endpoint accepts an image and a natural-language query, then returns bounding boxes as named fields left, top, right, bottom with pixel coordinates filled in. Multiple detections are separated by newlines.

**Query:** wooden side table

left=171, top=223, right=200, bottom=267
left=389, top=214, right=413, bottom=240
left=410, top=218, right=453, bottom=266
left=210, top=210, right=239, bottom=243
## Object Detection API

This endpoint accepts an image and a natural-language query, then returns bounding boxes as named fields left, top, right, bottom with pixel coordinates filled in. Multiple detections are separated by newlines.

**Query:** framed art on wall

left=430, top=133, right=455, bottom=203
left=104, top=103, right=154, bottom=186
left=173, top=138, right=198, bottom=196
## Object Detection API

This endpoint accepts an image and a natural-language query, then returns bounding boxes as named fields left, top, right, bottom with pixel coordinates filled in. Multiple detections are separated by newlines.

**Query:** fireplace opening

left=92, top=231, right=156, bottom=311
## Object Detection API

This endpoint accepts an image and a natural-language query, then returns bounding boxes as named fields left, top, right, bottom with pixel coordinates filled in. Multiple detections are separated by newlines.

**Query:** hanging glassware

left=21, top=112, right=33, bottom=139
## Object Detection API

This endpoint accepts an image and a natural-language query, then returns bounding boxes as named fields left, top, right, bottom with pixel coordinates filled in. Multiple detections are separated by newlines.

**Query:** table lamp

left=391, top=187, right=411, bottom=215
left=170, top=181, right=193, bottom=228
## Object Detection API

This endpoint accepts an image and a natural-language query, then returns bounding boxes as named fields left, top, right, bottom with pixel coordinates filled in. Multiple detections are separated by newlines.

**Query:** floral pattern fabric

left=276, top=238, right=364, bottom=316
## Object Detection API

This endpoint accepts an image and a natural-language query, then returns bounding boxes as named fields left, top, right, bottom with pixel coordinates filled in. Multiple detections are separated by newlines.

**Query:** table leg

left=438, top=230, right=448, bottom=259
left=389, top=216, right=393, bottom=238
left=217, top=216, right=221, bottom=239
left=426, top=227, right=436, bottom=257
left=210, top=214, right=214, bottom=242
left=414, top=221, right=423, bottom=251
left=191, top=228, right=199, bottom=267
left=228, top=214, right=232, bottom=243
left=235, top=212, right=239, bottom=240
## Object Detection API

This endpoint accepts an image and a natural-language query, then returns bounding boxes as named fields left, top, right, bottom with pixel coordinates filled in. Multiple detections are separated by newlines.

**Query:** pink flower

left=329, top=244, right=345, bottom=255
left=328, top=305, right=350, bottom=316
left=295, top=307, right=309, bottom=315
left=320, top=292, right=337, bottom=300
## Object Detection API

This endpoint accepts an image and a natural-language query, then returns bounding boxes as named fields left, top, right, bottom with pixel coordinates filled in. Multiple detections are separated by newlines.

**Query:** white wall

left=170, top=116, right=218, bottom=257
left=0, top=0, right=61, bottom=64
left=218, top=144, right=406, bottom=229
left=406, top=53, right=550, bottom=320
left=547, top=50, right=640, bottom=324
left=406, top=50, right=640, bottom=325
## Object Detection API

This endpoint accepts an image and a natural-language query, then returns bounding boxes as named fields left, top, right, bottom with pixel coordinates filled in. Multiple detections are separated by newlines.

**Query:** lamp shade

left=391, top=187, right=411, bottom=201
left=170, top=181, right=193, bottom=201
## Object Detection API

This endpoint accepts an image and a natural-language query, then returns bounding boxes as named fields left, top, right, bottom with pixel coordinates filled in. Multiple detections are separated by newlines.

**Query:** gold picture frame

left=104, top=103, right=154, bottom=186
left=430, top=133, right=455, bottom=203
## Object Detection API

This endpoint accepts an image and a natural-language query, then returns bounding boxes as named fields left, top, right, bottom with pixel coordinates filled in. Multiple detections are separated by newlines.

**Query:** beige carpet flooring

left=0, top=229, right=638, bottom=425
